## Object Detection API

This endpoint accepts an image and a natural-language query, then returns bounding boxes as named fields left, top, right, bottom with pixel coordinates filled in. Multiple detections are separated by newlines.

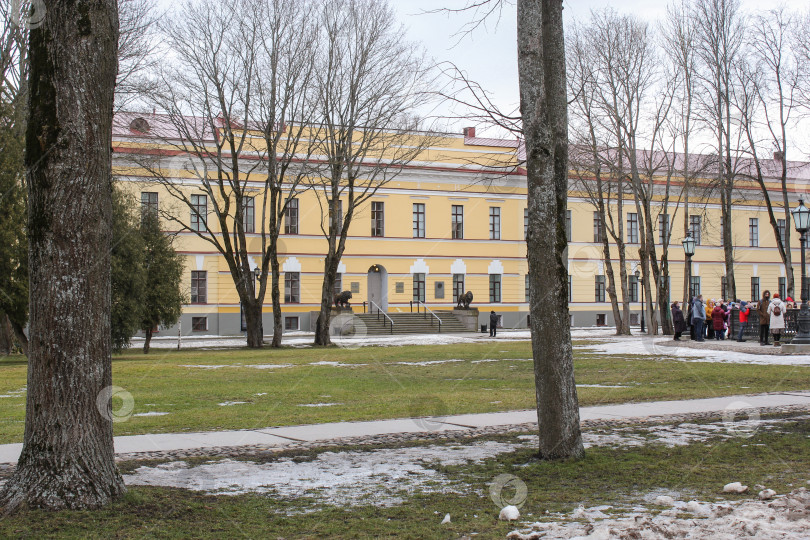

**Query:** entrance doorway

left=367, top=264, right=388, bottom=311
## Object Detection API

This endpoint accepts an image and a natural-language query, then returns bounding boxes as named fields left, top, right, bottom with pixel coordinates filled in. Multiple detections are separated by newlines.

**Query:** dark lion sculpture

left=456, top=290, right=473, bottom=309
left=334, top=290, right=353, bottom=308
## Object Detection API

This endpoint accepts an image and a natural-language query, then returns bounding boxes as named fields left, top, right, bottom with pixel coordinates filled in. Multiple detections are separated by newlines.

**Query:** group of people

left=670, top=290, right=790, bottom=346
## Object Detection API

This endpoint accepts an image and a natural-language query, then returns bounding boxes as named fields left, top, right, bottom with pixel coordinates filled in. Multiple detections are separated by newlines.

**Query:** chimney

left=463, top=127, right=476, bottom=138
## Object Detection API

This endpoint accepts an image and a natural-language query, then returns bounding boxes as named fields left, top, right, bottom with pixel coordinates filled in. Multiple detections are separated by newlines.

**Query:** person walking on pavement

left=692, top=295, right=706, bottom=342
left=758, top=290, right=771, bottom=345
left=489, top=310, right=498, bottom=337
left=737, top=300, right=750, bottom=342
left=672, top=301, right=687, bottom=340
left=768, top=293, right=785, bottom=346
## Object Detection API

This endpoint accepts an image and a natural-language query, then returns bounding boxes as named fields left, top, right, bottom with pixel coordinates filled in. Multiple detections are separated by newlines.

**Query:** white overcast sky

left=391, top=0, right=809, bottom=135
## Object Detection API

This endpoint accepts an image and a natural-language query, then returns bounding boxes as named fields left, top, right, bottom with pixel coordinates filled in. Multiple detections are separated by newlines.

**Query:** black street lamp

left=635, top=268, right=645, bottom=333
left=791, top=199, right=810, bottom=344
left=682, top=232, right=696, bottom=340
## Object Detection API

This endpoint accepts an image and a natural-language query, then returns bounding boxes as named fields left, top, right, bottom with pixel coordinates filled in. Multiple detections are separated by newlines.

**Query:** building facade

left=113, top=114, right=810, bottom=335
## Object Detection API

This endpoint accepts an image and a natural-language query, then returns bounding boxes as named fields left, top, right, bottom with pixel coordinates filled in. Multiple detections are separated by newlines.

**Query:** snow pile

left=499, top=505, right=520, bottom=521
left=507, top=489, right=810, bottom=539
left=123, top=440, right=522, bottom=507
left=723, top=481, right=748, bottom=493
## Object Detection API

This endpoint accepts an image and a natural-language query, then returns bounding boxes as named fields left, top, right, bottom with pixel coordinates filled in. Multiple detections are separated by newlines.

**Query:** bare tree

left=310, top=0, right=435, bottom=346
left=135, top=0, right=269, bottom=347
left=567, top=23, right=630, bottom=335
left=116, top=0, right=161, bottom=111
left=662, top=0, right=700, bottom=306
left=734, top=7, right=801, bottom=298
left=692, top=0, right=746, bottom=301
left=519, top=0, right=584, bottom=459
left=0, top=0, right=125, bottom=511
left=249, top=0, right=320, bottom=347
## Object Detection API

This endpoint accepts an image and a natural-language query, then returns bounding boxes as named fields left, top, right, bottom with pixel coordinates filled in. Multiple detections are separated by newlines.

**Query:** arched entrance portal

left=367, top=264, right=388, bottom=311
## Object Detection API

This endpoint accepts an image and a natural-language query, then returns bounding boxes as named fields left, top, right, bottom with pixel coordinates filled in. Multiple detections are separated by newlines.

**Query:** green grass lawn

left=2, top=416, right=808, bottom=539
left=0, top=341, right=807, bottom=444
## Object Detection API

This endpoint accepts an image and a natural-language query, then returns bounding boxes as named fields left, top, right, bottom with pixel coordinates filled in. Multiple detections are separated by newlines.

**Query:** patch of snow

left=218, top=401, right=248, bottom=407
left=441, top=513, right=451, bottom=524
left=723, top=482, right=749, bottom=493
left=123, top=440, right=522, bottom=506
left=308, top=361, right=367, bottom=367
left=179, top=364, right=231, bottom=370
left=297, top=403, right=342, bottom=408
left=499, top=505, right=520, bottom=521
left=244, top=364, right=292, bottom=370
left=759, top=488, right=776, bottom=500
left=132, top=412, right=170, bottom=417
left=576, top=384, right=631, bottom=388
left=389, top=359, right=466, bottom=366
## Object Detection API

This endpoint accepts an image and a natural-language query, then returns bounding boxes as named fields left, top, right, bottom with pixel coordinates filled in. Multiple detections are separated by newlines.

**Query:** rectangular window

left=285, top=272, right=300, bottom=303
left=190, top=271, right=207, bottom=304
left=452, top=274, right=464, bottom=304
left=371, top=201, right=385, bottom=237
left=525, top=274, right=530, bottom=302
left=524, top=208, right=529, bottom=239
left=191, top=316, right=208, bottom=332
left=334, top=273, right=342, bottom=296
left=141, top=192, right=158, bottom=218
left=629, top=274, right=639, bottom=303
left=242, top=196, right=254, bottom=233
left=191, top=194, right=207, bottom=232
left=778, top=218, right=787, bottom=247
left=413, top=203, right=425, bottom=238
left=595, top=275, right=606, bottom=303
left=749, top=218, right=759, bottom=247
left=593, top=212, right=603, bottom=243
left=690, top=276, right=701, bottom=298
left=566, top=210, right=572, bottom=242
left=489, top=274, right=502, bottom=303
left=779, top=276, right=787, bottom=300
left=627, top=213, right=639, bottom=244
left=568, top=274, right=573, bottom=303
left=285, top=317, right=299, bottom=331
left=751, top=277, right=760, bottom=301
left=689, top=215, right=701, bottom=245
left=658, top=213, right=669, bottom=245
left=413, top=273, right=426, bottom=302
left=285, top=198, right=299, bottom=235
left=451, top=205, right=464, bottom=239
left=489, top=207, right=501, bottom=240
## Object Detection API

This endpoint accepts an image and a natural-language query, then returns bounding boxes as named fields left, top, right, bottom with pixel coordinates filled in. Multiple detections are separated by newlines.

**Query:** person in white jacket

left=768, top=293, right=786, bottom=346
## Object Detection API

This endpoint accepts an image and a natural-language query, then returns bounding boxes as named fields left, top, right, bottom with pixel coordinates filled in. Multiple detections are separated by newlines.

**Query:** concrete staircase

left=353, top=310, right=475, bottom=335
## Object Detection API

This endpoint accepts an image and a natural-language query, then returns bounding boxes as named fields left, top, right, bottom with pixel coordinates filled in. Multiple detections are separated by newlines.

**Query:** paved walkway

left=1, top=391, right=808, bottom=464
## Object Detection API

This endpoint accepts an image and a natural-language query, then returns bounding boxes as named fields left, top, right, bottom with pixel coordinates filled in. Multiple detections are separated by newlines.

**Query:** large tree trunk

left=0, top=314, right=12, bottom=355
left=270, top=255, right=283, bottom=348
left=0, top=0, right=124, bottom=511
left=314, top=254, right=340, bottom=347
left=243, top=299, right=263, bottom=348
left=143, top=328, right=152, bottom=354
left=519, top=0, right=584, bottom=460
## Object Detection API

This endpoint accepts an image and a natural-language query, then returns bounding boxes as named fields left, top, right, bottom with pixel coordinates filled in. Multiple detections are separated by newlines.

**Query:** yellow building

left=113, top=114, right=810, bottom=335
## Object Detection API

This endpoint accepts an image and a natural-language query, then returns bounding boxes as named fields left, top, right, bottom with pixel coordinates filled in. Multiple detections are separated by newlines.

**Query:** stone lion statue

left=334, top=290, right=353, bottom=308
left=457, top=290, right=473, bottom=309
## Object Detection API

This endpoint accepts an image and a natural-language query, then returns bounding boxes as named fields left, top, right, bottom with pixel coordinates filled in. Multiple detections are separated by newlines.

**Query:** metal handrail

left=416, top=301, right=442, bottom=333
left=369, top=299, right=394, bottom=334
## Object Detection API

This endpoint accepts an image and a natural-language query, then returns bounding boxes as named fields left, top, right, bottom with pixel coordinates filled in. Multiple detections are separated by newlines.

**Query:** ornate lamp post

left=635, top=268, right=645, bottom=333
left=682, top=232, right=696, bottom=339
left=791, top=199, right=810, bottom=344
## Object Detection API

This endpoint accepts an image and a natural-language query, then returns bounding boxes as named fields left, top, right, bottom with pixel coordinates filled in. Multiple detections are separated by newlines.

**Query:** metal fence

left=728, top=307, right=799, bottom=340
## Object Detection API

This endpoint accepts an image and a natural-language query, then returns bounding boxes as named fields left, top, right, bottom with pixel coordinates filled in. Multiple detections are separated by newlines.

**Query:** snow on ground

left=124, top=416, right=804, bottom=509
left=579, top=335, right=810, bottom=366
left=506, top=489, right=810, bottom=539
left=132, top=412, right=170, bottom=417
left=297, top=403, right=342, bottom=408
left=124, top=440, right=521, bottom=507
left=217, top=401, right=248, bottom=407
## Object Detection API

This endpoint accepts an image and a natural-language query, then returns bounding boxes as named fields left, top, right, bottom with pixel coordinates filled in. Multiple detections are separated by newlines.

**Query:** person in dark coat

left=711, top=304, right=726, bottom=340
left=757, top=290, right=771, bottom=345
left=489, top=310, right=498, bottom=337
left=671, top=301, right=687, bottom=340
